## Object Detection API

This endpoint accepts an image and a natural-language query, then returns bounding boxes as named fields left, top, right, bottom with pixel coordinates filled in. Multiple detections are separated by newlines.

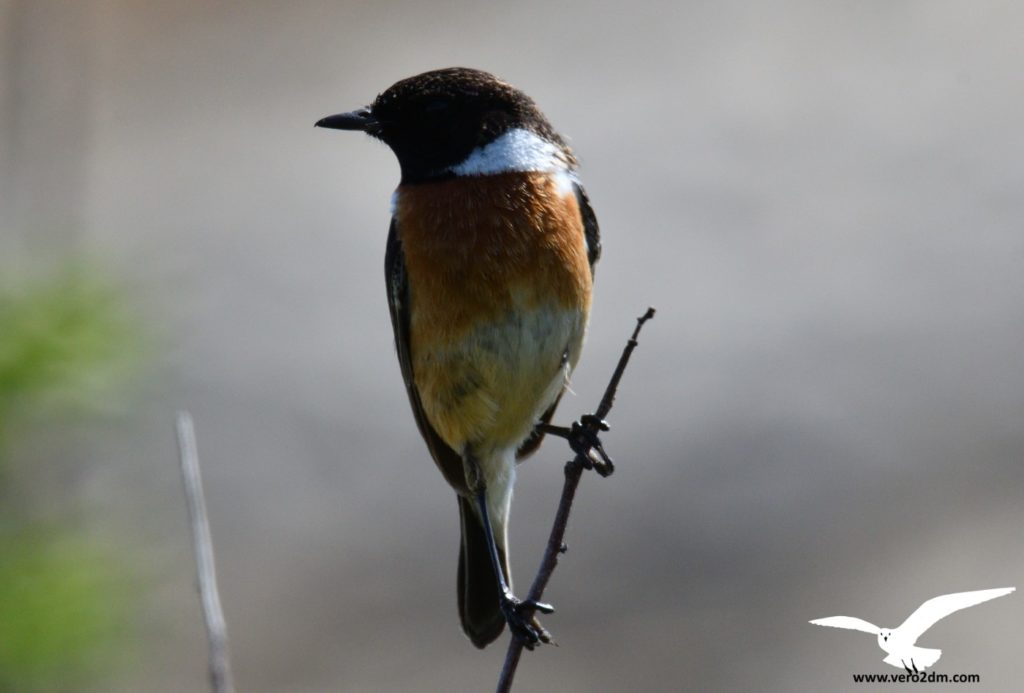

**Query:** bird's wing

left=809, top=616, right=881, bottom=634
left=514, top=180, right=600, bottom=462
left=574, top=181, right=601, bottom=275
left=897, top=587, right=1016, bottom=643
left=514, top=391, right=562, bottom=461
left=385, top=218, right=468, bottom=494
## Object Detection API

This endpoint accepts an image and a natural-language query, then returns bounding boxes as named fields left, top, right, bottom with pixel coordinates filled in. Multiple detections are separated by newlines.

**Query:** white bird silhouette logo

left=810, top=587, right=1015, bottom=673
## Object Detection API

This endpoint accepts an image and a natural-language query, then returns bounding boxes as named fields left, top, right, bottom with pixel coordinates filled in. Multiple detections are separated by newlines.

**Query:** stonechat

left=317, top=68, right=600, bottom=648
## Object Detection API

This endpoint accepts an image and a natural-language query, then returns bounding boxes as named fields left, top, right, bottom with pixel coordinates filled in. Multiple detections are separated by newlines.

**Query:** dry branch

left=175, top=411, right=236, bottom=693
left=496, top=307, right=656, bottom=692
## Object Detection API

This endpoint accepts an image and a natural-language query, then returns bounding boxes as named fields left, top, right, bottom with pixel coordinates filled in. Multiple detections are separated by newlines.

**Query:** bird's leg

left=474, top=487, right=554, bottom=648
left=466, top=456, right=554, bottom=650
left=911, top=660, right=919, bottom=675
left=539, top=414, right=614, bottom=476
left=902, top=660, right=912, bottom=675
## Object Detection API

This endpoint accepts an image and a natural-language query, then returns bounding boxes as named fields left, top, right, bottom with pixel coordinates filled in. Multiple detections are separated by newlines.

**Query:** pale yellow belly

left=412, top=301, right=587, bottom=459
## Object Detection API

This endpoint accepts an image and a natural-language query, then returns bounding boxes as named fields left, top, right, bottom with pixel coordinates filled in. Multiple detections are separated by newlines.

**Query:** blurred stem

left=175, top=412, right=236, bottom=693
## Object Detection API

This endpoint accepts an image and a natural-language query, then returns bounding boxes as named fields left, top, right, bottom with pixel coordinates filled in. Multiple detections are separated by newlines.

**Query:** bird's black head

left=316, top=67, right=571, bottom=183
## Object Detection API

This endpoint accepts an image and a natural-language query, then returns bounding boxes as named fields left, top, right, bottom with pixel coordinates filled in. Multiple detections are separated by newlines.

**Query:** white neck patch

left=449, top=128, right=573, bottom=177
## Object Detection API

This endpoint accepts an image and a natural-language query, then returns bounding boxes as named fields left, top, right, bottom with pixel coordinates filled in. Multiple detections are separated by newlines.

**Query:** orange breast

left=395, top=171, right=592, bottom=346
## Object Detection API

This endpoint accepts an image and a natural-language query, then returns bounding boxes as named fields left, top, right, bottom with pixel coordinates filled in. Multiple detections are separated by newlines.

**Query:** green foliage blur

left=0, top=267, right=141, bottom=692
left=0, top=530, right=129, bottom=692
left=0, top=270, right=139, bottom=440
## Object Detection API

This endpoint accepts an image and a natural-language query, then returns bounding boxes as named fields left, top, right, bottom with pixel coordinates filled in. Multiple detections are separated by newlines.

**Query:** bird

left=810, top=586, right=1015, bottom=672
left=316, top=68, right=601, bottom=649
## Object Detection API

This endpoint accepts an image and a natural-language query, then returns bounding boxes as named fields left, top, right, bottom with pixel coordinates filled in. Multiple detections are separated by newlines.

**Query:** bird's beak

left=315, top=107, right=380, bottom=133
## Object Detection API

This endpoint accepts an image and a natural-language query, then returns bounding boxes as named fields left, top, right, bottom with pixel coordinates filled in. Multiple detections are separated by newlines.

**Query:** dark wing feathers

left=574, top=181, right=601, bottom=274
left=513, top=391, right=562, bottom=461
left=385, top=219, right=468, bottom=494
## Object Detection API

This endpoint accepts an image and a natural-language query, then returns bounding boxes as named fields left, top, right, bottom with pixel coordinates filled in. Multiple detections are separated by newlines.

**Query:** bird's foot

left=902, top=660, right=919, bottom=675
left=541, top=415, right=614, bottom=476
left=569, top=414, right=614, bottom=476
left=500, top=593, right=555, bottom=650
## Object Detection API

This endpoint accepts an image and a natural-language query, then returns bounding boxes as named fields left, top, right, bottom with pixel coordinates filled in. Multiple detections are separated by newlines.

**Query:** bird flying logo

left=810, top=587, right=1015, bottom=673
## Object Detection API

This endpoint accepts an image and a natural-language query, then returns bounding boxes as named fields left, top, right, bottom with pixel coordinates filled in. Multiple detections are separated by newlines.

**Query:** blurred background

left=2, top=1, right=1022, bottom=691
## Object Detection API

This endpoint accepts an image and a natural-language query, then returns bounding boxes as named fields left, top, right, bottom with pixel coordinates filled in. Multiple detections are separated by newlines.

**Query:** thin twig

left=496, top=307, right=656, bottom=693
left=175, top=411, right=236, bottom=693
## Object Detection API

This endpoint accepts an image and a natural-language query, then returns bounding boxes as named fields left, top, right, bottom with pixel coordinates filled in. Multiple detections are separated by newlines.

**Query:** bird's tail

left=884, top=647, right=942, bottom=671
left=914, top=647, right=942, bottom=670
left=457, top=494, right=509, bottom=648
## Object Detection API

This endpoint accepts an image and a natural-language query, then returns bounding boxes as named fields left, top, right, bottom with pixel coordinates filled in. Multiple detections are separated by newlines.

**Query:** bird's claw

left=570, top=415, right=614, bottom=476
left=579, top=414, right=611, bottom=432
left=501, top=595, right=555, bottom=650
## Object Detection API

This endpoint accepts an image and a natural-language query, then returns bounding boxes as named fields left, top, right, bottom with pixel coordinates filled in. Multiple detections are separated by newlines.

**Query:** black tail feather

left=457, top=495, right=508, bottom=648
